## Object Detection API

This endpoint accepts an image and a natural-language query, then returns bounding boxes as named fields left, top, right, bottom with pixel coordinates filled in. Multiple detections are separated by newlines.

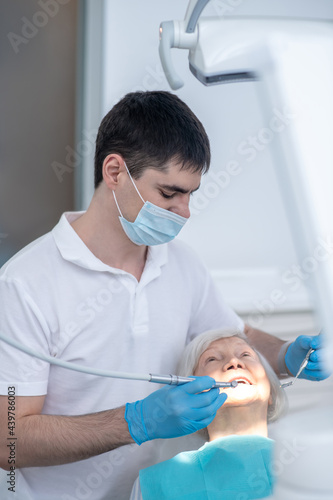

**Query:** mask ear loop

left=123, top=161, right=146, bottom=204
left=112, top=161, right=146, bottom=217
left=112, top=190, right=124, bottom=217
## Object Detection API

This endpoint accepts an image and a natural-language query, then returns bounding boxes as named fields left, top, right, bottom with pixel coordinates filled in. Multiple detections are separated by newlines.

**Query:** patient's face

left=194, top=336, right=271, bottom=408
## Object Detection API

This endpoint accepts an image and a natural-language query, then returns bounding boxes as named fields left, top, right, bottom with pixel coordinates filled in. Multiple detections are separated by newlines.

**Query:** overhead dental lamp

left=159, top=0, right=268, bottom=89
left=160, top=2, right=333, bottom=499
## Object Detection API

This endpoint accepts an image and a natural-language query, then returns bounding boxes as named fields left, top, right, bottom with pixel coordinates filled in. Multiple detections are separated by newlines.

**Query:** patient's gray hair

left=177, top=327, right=287, bottom=423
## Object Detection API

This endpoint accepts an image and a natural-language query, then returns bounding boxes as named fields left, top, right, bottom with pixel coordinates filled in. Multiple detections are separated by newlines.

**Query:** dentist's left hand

left=125, top=376, right=227, bottom=445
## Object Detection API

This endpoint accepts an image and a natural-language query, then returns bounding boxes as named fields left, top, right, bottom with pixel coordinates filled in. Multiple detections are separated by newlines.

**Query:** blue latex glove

left=125, top=376, right=228, bottom=445
left=285, top=334, right=330, bottom=381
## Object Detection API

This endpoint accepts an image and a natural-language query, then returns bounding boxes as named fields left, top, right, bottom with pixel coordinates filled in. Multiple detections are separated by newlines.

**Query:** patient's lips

left=229, top=377, right=253, bottom=385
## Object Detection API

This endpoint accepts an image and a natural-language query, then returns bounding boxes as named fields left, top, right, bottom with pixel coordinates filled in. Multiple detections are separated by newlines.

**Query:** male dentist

left=0, top=91, right=327, bottom=500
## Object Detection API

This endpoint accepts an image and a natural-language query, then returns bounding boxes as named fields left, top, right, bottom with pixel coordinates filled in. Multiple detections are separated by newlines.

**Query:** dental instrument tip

left=213, top=380, right=238, bottom=388
left=280, top=347, right=315, bottom=389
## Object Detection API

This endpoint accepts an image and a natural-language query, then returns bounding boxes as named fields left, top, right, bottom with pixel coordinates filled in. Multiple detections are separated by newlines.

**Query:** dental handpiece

left=149, top=374, right=238, bottom=388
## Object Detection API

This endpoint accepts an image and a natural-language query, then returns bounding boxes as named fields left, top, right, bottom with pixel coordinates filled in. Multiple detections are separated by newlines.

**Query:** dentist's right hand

left=124, top=376, right=227, bottom=445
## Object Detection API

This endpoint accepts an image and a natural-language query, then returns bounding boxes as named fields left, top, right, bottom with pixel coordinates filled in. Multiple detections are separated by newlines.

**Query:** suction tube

left=0, top=330, right=150, bottom=382
left=0, top=331, right=237, bottom=389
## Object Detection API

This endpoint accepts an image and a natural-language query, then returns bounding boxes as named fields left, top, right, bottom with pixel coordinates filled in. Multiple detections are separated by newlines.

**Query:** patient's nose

left=224, top=356, right=245, bottom=371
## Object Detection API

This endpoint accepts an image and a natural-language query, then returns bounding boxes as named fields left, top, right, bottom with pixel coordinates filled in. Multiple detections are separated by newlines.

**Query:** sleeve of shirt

left=187, top=251, right=244, bottom=342
left=0, top=276, right=50, bottom=396
left=129, top=477, right=144, bottom=500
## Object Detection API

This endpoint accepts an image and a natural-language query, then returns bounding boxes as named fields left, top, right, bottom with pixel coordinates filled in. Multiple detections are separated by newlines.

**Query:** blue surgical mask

left=113, top=163, right=188, bottom=246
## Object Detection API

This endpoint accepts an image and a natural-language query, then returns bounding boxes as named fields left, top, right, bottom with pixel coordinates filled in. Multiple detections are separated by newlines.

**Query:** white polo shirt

left=0, top=212, right=243, bottom=500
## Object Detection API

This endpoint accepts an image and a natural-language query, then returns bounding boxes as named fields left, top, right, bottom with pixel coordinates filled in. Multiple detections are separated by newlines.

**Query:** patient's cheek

left=194, top=366, right=218, bottom=379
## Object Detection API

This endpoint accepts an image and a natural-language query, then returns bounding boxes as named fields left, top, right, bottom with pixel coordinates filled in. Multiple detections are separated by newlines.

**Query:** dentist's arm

left=244, top=324, right=285, bottom=375
left=0, top=377, right=226, bottom=469
left=0, top=394, right=133, bottom=470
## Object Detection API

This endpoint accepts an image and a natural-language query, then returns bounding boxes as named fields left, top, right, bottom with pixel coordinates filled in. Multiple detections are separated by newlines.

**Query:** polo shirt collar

left=52, top=212, right=168, bottom=277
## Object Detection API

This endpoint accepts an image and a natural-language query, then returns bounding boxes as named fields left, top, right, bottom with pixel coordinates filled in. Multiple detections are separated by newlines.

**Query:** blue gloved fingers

left=309, top=334, right=324, bottom=350
left=298, top=333, right=324, bottom=352
left=296, top=335, right=313, bottom=350
left=155, top=382, right=219, bottom=416
left=306, top=349, right=323, bottom=367
left=305, top=360, right=320, bottom=372
left=302, top=339, right=329, bottom=379
left=193, top=396, right=228, bottom=428
left=181, top=375, right=217, bottom=394
left=303, top=350, right=331, bottom=380
left=182, top=387, right=221, bottom=409
left=209, top=391, right=228, bottom=414
left=301, top=367, right=329, bottom=381
left=285, top=334, right=325, bottom=379
left=195, top=414, right=223, bottom=429
left=186, top=392, right=228, bottom=422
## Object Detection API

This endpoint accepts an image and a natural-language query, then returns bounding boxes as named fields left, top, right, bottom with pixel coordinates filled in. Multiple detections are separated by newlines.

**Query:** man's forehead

left=145, top=164, right=202, bottom=191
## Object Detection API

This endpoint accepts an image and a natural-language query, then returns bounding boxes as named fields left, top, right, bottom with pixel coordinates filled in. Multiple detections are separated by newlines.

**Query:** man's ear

left=268, top=393, right=273, bottom=406
left=102, top=154, right=124, bottom=189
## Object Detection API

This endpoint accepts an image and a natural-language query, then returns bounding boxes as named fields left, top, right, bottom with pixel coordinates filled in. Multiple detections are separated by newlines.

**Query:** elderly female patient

left=130, top=327, right=287, bottom=500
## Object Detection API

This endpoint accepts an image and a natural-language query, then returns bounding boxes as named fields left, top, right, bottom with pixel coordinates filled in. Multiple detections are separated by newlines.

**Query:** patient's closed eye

left=241, top=352, right=254, bottom=358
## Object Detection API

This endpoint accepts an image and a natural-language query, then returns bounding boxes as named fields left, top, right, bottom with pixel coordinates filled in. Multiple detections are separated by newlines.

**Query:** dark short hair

left=94, top=91, right=210, bottom=188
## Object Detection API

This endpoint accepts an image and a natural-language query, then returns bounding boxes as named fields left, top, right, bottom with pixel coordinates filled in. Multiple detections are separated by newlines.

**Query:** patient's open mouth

left=233, top=378, right=252, bottom=385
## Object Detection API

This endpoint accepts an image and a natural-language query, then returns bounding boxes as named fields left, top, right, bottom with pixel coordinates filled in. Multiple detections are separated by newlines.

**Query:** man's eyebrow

left=158, top=183, right=201, bottom=194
